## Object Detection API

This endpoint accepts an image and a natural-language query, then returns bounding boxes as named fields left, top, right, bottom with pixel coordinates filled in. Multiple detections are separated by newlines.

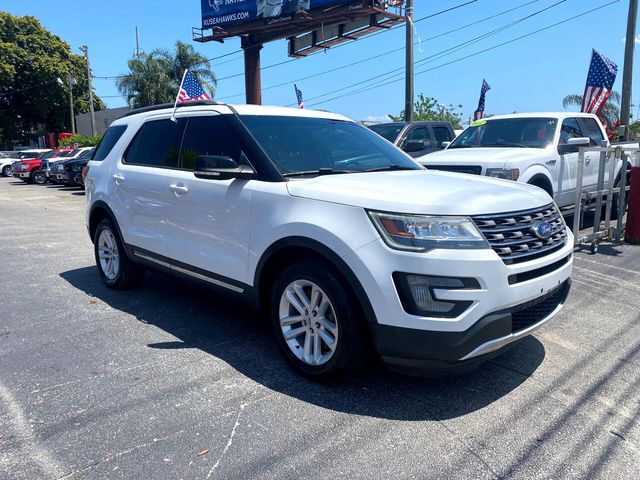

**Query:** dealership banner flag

left=581, top=49, right=618, bottom=116
left=473, top=79, right=491, bottom=121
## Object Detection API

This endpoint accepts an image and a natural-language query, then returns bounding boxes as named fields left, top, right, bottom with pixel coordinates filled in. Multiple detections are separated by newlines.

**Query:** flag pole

left=171, top=69, right=189, bottom=122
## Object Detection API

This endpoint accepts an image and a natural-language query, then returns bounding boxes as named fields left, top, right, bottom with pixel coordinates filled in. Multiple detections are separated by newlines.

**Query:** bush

left=59, top=134, right=102, bottom=148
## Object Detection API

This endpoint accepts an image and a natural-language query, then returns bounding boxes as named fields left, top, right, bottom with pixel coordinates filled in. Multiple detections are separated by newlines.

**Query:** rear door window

left=124, top=119, right=186, bottom=168
left=179, top=116, right=243, bottom=170
left=93, top=125, right=127, bottom=161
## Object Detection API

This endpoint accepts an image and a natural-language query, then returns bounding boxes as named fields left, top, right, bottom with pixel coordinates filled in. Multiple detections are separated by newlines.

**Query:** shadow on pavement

left=60, top=266, right=546, bottom=421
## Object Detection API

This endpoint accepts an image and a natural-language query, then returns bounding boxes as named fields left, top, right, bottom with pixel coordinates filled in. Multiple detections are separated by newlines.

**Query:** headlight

left=486, top=168, right=519, bottom=181
left=368, top=211, right=489, bottom=252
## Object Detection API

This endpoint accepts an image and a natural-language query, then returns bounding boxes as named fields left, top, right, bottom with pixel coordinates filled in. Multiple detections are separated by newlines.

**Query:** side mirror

left=441, top=141, right=451, bottom=149
left=403, top=139, right=426, bottom=153
left=558, top=136, right=590, bottom=155
left=194, top=155, right=256, bottom=181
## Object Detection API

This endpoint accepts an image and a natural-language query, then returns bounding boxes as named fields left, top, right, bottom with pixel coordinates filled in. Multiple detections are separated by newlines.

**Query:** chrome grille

left=472, top=204, right=567, bottom=264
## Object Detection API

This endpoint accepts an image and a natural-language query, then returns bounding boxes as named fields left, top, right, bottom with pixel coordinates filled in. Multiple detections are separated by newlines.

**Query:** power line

left=303, top=0, right=621, bottom=108
left=287, top=0, right=568, bottom=106
left=217, top=0, right=543, bottom=101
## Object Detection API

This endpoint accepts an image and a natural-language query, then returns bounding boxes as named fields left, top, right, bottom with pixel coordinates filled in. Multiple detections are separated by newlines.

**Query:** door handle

left=169, top=184, right=188, bottom=196
left=112, top=174, right=125, bottom=184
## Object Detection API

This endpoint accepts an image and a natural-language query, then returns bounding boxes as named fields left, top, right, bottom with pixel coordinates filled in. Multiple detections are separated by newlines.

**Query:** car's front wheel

left=31, top=170, right=47, bottom=185
left=94, top=218, right=145, bottom=289
left=1, top=165, right=12, bottom=177
left=270, top=261, right=370, bottom=380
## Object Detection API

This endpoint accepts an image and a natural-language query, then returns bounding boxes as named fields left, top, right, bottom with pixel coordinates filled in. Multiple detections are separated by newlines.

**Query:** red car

left=13, top=149, right=74, bottom=184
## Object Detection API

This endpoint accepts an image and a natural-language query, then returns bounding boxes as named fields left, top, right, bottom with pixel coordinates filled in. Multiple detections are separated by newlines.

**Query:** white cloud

left=362, top=114, right=391, bottom=123
left=621, top=34, right=640, bottom=43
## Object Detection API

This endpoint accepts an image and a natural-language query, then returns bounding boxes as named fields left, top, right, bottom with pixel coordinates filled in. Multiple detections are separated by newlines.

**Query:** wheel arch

left=254, top=236, right=378, bottom=325
left=525, top=172, right=554, bottom=197
left=88, top=201, right=126, bottom=247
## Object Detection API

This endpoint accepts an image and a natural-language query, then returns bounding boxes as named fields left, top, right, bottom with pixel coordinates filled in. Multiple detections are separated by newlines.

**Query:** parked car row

left=7, top=147, right=95, bottom=188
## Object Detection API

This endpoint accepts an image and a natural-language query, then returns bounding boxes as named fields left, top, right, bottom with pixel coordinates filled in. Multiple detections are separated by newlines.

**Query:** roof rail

left=124, top=100, right=221, bottom=117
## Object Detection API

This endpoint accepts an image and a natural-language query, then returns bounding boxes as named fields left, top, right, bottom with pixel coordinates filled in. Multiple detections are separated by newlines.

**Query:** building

left=75, top=107, right=130, bottom=136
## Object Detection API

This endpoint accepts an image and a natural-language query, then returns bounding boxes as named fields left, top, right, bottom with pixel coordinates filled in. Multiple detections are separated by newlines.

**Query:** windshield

left=368, top=123, right=405, bottom=143
left=56, top=150, right=73, bottom=158
left=449, top=118, right=558, bottom=149
left=39, top=150, right=58, bottom=159
left=78, top=148, right=95, bottom=159
left=239, top=116, right=420, bottom=176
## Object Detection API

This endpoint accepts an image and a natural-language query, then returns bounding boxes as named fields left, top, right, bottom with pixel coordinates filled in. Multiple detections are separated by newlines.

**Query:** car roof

left=486, top=112, right=600, bottom=121
left=115, top=102, right=352, bottom=125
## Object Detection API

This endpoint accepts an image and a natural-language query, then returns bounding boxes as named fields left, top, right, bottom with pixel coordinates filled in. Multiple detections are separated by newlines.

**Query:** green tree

left=562, top=91, right=620, bottom=126
left=0, top=12, right=105, bottom=148
left=390, top=94, right=463, bottom=128
left=117, top=41, right=216, bottom=109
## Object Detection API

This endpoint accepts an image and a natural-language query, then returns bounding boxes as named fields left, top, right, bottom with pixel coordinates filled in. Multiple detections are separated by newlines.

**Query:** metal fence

left=572, top=144, right=640, bottom=253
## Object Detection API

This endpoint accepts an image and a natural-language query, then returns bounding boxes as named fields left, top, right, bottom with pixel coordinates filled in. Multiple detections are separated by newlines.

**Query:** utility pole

left=68, top=73, right=77, bottom=135
left=79, top=45, right=97, bottom=136
left=404, top=0, right=414, bottom=122
left=135, top=26, right=141, bottom=58
left=620, top=0, right=638, bottom=141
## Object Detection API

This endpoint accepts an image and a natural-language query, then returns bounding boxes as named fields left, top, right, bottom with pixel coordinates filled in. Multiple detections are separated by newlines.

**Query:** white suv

left=85, top=102, right=573, bottom=379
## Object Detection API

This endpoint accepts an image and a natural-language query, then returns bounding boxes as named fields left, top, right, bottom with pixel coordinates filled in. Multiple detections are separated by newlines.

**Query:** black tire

left=93, top=218, right=145, bottom=289
left=1, top=165, right=12, bottom=177
left=31, top=170, right=47, bottom=185
left=269, top=261, right=371, bottom=380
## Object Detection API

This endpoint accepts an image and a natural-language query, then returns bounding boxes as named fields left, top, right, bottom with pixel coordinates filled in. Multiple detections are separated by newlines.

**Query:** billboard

left=201, top=0, right=359, bottom=30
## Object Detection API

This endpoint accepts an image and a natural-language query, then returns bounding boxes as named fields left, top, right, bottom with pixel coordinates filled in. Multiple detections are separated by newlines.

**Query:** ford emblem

left=531, top=221, right=553, bottom=239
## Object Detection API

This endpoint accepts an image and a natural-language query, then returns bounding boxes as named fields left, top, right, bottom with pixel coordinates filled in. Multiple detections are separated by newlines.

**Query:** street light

left=79, top=45, right=96, bottom=136
left=68, top=73, right=77, bottom=134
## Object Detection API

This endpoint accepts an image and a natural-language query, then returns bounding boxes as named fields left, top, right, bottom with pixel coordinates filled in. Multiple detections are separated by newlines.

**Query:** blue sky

left=3, top=0, right=637, bottom=124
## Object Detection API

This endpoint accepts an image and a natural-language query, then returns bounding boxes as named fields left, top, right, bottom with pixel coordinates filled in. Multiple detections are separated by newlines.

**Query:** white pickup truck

left=417, top=112, right=628, bottom=209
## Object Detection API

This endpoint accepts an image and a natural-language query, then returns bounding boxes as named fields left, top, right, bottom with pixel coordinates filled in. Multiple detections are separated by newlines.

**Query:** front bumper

left=371, top=279, right=571, bottom=374
left=353, top=232, right=573, bottom=373
left=17, top=171, right=31, bottom=179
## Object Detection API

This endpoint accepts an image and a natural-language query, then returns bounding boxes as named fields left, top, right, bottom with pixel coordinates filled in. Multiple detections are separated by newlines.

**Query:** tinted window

left=79, top=148, right=95, bottom=159
left=125, top=119, right=186, bottom=168
left=180, top=116, right=242, bottom=170
left=368, top=124, right=405, bottom=143
left=93, top=125, right=127, bottom=161
left=580, top=117, right=605, bottom=146
left=407, top=127, right=430, bottom=143
left=240, top=115, right=421, bottom=175
left=433, top=126, right=452, bottom=144
left=39, top=151, right=57, bottom=159
left=450, top=118, right=557, bottom=149
left=559, top=118, right=583, bottom=144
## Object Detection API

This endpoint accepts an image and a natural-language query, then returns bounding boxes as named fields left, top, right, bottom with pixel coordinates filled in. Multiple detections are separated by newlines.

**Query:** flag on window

left=294, top=84, right=304, bottom=109
left=581, top=49, right=617, bottom=116
left=473, top=79, right=491, bottom=121
left=177, top=70, right=212, bottom=104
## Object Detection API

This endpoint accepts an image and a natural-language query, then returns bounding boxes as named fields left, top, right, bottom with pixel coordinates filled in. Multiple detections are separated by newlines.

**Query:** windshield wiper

left=482, top=142, right=527, bottom=148
left=364, top=164, right=418, bottom=173
left=447, top=144, right=474, bottom=149
left=282, top=168, right=357, bottom=178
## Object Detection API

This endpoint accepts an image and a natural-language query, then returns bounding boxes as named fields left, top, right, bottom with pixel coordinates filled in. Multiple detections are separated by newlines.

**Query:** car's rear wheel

left=94, top=218, right=145, bottom=289
left=270, top=261, right=370, bottom=380
left=32, top=170, right=47, bottom=185
left=1, top=165, right=12, bottom=177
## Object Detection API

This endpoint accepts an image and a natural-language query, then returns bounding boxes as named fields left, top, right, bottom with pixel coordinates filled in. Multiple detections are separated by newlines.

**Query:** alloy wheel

left=278, top=279, right=339, bottom=366
left=97, top=229, right=120, bottom=280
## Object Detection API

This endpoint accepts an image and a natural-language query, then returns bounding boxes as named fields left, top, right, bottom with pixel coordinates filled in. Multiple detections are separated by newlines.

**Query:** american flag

left=294, top=84, right=304, bottom=109
left=581, top=49, right=618, bottom=115
left=177, top=70, right=211, bottom=104
left=473, top=79, right=491, bottom=121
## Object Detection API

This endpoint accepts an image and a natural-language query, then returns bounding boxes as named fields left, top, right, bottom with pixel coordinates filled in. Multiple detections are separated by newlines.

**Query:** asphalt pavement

left=0, top=177, right=639, bottom=480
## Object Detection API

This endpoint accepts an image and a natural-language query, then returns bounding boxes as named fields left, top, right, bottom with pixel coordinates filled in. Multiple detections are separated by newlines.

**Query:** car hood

left=418, top=147, right=546, bottom=166
left=285, top=170, right=551, bottom=215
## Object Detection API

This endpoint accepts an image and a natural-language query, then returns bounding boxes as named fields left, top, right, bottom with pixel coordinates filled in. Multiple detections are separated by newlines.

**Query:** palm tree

left=116, top=53, right=174, bottom=108
left=116, top=41, right=217, bottom=108
left=154, top=41, right=217, bottom=97
left=562, top=91, right=620, bottom=126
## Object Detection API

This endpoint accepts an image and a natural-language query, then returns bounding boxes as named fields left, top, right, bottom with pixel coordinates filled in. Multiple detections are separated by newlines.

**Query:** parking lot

left=0, top=177, right=639, bottom=479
